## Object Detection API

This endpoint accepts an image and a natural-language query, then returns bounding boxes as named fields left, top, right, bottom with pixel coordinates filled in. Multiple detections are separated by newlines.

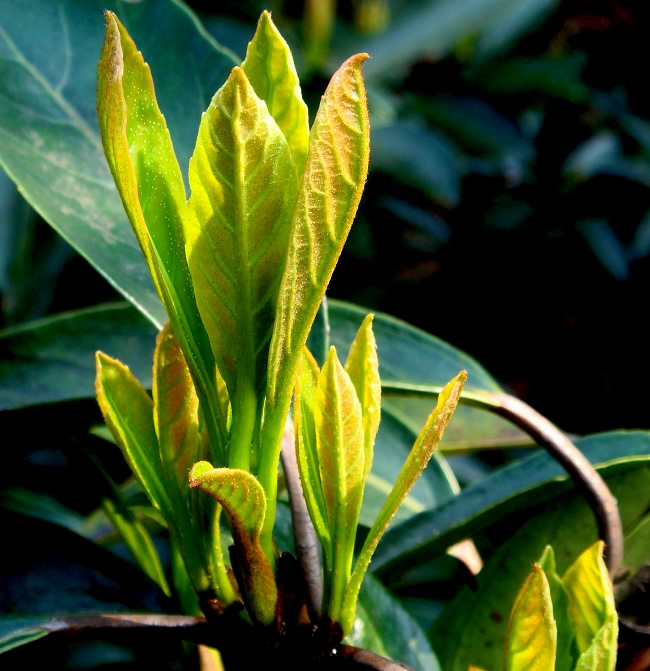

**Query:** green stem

left=228, top=380, right=257, bottom=472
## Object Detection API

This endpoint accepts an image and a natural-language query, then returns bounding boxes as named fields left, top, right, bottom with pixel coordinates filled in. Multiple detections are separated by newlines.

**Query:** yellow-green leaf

left=189, top=463, right=277, bottom=626
left=573, top=611, right=617, bottom=671
left=185, top=65, right=299, bottom=470
left=295, top=349, right=331, bottom=558
left=241, top=11, right=309, bottom=173
left=563, top=541, right=616, bottom=655
left=266, top=53, right=370, bottom=413
left=538, top=546, right=576, bottom=671
left=345, top=314, right=381, bottom=480
left=314, top=347, right=365, bottom=623
left=95, top=352, right=169, bottom=515
left=97, top=12, right=226, bottom=460
left=504, top=564, right=557, bottom=671
left=341, top=370, right=466, bottom=636
left=153, top=323, right=201, bottom=497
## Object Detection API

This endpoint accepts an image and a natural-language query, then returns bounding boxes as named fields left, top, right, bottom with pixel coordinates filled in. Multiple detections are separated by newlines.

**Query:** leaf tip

left=188, top=460, right=214, bottom=487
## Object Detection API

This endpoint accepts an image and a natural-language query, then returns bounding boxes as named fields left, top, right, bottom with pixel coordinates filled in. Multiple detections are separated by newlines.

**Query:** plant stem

left=281, top=419, right=323, bottom=619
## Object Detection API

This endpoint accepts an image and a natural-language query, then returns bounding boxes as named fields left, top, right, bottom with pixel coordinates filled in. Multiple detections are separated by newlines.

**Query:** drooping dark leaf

left=0, top=303, right=156, bottom=411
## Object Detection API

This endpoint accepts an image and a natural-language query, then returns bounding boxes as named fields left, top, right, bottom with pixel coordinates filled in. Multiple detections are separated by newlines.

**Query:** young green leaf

left=504, top=564, right=557, bottom=671
left=562, top=542, right=616, bottom=657
left=344, top=314, right=381, bottom=479
left=295, top=349, right=331, bottom=560
left=185, top=64, right=299, bottom=470
left=340, top=370, right=466, bottom=636
left=241, top=11, right=310, bottom=173
left=189, top=463, right=277, bottom=626
left=97, top=12, right=226, bottom=460
left=153, top=323, right=201, bottom=498
left=95, top=352, right=170, bottom=516
left=102, top=498, right=171, bottom=597
left=260, top=52, right=370, bottom=549
left=314, top=347, right=365, bottom=623
left=538, top=547, right=576, bottom=671
left=572, top=612, right=617, bottom=671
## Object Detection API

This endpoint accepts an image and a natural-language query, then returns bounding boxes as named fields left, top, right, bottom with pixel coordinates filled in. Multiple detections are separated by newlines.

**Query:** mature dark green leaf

left=0, top=0, right=237, bottom=326
left=372, top=431, right=650, bottom=575
left=347, top=574, right=440, bottom=671
left=0, top=303, right=156, bottom=411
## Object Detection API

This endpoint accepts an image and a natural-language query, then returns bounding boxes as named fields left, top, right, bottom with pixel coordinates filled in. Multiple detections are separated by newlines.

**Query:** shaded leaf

left=372, top=431, right=650, bottom=575
left=504, top=565, right=556, bottom=671
left=347, top=573, right=441, bottom=671
left=0, top=303, right=156, bottom=411
left=241, top=11, right=309, bottom=173
left=0, top=0, right=237, bottom=326
left=102, top=498, right=171, bottom=597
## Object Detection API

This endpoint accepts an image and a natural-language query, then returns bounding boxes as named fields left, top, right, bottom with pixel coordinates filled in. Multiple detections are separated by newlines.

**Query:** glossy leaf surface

left=241, top=11, right=309, bottom=173
left=0, top=303, right=156, bottom=411
left=504, top=565, right=556, bottom=671
left=347, top=574, right=441, bottom=671
left=0, top=0, right=237, bottom=326
left=185, top=65, right=298, bottom=403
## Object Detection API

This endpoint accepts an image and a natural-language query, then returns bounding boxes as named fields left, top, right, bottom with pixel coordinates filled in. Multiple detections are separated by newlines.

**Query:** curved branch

left=382, top=381, right=623, bottom=578
left=336, top=645, right=415, bottom=670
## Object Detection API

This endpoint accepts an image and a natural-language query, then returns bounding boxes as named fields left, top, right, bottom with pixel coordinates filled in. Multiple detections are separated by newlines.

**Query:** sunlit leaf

left=314, top=347, right=365, bottom=623
left=95, top=352, right=169, bottom=516
left=97, top=11, right=226, bottom=459
left=562, top=542, right=616, bottom=656
left=573, top=612, right=617, bottom=671
left=266, top=53, right=370, bottom=412
left=538, top=547, right=575, bottom=671
left=189, top=463, right=276, bottom=625
left=345, top=314, right=381, bottom=480
left=185, top=64, right=298, bottom=470
left=504, top=564, right=556, bottom=671
left=295, top=349, right=331, bottom=558
left=341, top=371, right=466, bottom=636
left=241, top=11, right=309, bottom=173
left=153, top=323, right=201, bottom=497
